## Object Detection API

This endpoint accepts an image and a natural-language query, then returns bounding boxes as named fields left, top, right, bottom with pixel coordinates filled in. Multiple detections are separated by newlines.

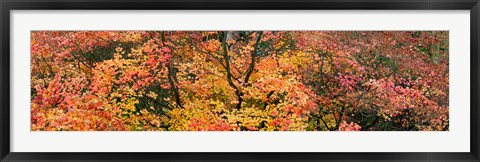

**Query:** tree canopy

left=31, top=31, right=449, bottom=131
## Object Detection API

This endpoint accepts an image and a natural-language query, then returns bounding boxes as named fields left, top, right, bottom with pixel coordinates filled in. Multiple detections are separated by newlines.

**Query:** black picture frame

left=1, top=0, right=479, bottom=162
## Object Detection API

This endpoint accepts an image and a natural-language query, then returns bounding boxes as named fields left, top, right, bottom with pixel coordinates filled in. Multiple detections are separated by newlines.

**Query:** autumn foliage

left=31, top=31, right=449, bottom=131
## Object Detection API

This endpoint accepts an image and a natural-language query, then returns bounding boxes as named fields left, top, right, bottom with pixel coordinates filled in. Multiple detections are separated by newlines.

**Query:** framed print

left=1, top=0, right=479, bottom=162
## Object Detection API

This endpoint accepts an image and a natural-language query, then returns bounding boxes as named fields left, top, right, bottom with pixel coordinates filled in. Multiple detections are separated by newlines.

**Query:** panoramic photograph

left=30, top=31, right=449, bottom=131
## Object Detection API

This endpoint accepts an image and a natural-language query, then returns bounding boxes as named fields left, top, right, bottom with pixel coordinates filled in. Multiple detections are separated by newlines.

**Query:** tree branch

left=219, top=31, right=243, bottom=110
left=244, top=31, right=263, bottom=84
left=161, top=32, right=183, bottom=108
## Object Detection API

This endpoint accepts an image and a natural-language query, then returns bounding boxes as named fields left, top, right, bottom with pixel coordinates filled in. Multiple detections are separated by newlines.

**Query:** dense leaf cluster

left=31, top=31, right=448, bottom=131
